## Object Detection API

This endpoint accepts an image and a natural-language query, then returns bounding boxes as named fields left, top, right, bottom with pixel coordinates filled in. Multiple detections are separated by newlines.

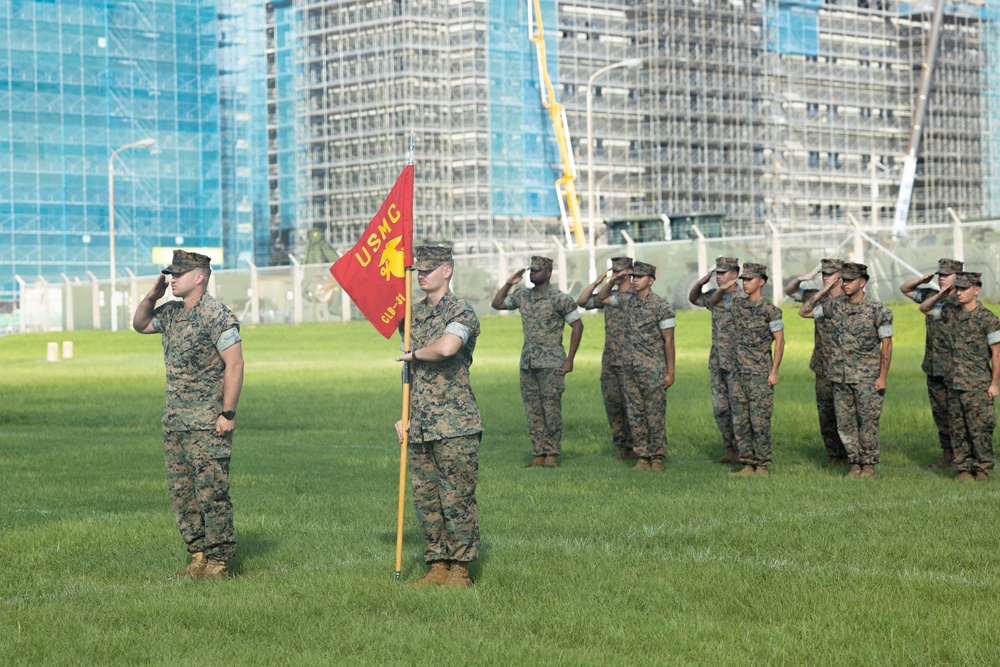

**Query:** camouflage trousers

left=409, top=432, right=481, bottom=564
left=832, top=381, right=884, bottom=465
left=520, top=368, right=565, bottom=456
left=815, top=375, right=846, bottom=458
left=163, top=430, right=236, bottom=561
left=927, top=374, right=952, bottom=451
left=947, top=388, right=995, bottom=474
left=728, top=373, right=773, bottom=467
left=709, top=364, right=737, bottom=453
left=622, top=368, right=667, bottom=460
left=601, top=365, right=633, bottom=453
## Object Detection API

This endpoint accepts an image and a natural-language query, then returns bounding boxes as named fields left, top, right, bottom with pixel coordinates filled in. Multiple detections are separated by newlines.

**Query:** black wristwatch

left=220, top=410, right=236, bottom=420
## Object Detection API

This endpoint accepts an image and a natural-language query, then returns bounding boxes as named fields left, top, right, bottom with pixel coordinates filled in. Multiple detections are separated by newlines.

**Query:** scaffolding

left=0, top=0, right=235, bottom=300
left=272, top=0, right=999, bottom=258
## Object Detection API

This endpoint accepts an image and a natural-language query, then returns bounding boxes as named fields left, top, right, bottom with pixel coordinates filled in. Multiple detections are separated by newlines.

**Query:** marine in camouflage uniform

left=920, top=272, right=1000, bottom=482
left=398, top=246, right=482, bottom=587
left=801, top=262, right=893, bottom=480
left=786, top=258, right=847, bottom=464
left=132, top=250, right=244, bottom=578
left=689, top=257, right=744, bottom=463
left=713, top=263, right=784, bottom=476
left=900, top=258, right=963, bottom=469
left=492, top=256, right=583, bottom=467
left=598, top=261, right=675, bottom=471
left=577, top=256, right=634, bottom=459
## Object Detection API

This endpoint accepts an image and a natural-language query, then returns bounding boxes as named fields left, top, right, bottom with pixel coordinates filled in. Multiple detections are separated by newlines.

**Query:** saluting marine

left=916, top=271, right=1000, bottom=482
left=689, top=256, right=744, bottom=463
left=799, top=262, right=893, bottom=480
left=711, top=262, right=784, bottom=477
left=492, top=255, right=583, bottom=467
left=597, top=261, right=676, bottom=472
left=577, top=256, right=635, bottom=460
left=785, top=258, right=848, bottom=466
left=899, top=258, right=963, bottom=469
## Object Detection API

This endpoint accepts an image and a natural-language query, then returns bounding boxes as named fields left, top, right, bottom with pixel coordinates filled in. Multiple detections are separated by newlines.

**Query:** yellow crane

left=528, top=0, right=586, bottom=248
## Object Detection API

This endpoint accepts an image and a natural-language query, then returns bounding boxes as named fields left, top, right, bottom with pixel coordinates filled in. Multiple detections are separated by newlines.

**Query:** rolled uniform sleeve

left=444, top=321, right=472, bottom=345
left=876, top=306, right=894, bottom=339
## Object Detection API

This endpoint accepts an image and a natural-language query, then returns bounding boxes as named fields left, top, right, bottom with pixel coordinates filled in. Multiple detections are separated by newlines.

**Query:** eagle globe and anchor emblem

left=378, top=236, right=406, bottom=281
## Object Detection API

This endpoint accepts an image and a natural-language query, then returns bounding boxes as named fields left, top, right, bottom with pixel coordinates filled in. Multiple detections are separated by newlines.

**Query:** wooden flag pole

left=395, top=268, right=413, bottom=579
left=396, top=136, right=415, bottom=580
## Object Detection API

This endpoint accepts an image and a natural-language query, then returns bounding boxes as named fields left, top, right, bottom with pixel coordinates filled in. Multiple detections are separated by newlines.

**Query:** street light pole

left=587, top=57, right=641, bottom=281
left=108, top=137, right=156, bottom=332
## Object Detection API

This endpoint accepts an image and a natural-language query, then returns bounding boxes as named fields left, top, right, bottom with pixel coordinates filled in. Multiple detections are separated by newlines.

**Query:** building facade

left=0, top=0, right=268, bottom=301
left=269, top=0, right=998, bottom=260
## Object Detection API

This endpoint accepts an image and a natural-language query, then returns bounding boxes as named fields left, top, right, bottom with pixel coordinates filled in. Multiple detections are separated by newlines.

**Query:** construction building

left=270, top=0, right=999, bottom=260
left=0, top=0, right=267, bottom=301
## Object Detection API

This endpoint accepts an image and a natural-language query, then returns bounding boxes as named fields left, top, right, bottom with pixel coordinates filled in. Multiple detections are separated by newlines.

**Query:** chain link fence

left=10, top=219, right=1000, bottom=334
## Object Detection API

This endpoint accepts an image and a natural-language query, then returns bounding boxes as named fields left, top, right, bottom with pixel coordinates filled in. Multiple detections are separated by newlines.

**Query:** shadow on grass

left=231, top=528, right=279, bottom=574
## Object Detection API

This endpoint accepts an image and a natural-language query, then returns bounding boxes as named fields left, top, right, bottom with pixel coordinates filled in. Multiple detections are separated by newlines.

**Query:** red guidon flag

left=331, top=165, right=414, bottom=338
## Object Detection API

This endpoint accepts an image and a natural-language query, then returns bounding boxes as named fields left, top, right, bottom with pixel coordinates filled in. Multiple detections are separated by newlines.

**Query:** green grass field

left=2, top=305, right=999, bottom=665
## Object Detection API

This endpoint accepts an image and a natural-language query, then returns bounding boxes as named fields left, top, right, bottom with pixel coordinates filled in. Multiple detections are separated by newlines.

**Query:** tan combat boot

left=975, top=471, right=990, bottom=482
left=175, top=551, right=207, bottom=578
left=716, top=450, right=738, bottom=464
left=445, top=562, right=471, bottom=588
left=650, top=459, right=665, bottom=472
left=728, top=465, right=755, bottom=477
left=928, top=448, right=955, bottom=470
left=414, top=561, right=451, bottom=587
left=860, top=465, right=877, bottom=480
left=846, top=464, right=863, bottom=479
left=543, top=455, right=559, bottom=467
left=198, top=558, right=229, bottom=579
left=525, top=456, right=546, bottom=468
left=956, top=470, right=975, bottom=482
left=632, top=458, right=652, bottom=471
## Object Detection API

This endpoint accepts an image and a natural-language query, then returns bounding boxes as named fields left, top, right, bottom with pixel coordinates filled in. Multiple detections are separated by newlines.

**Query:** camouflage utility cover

left=408, top=291, right=482, bottom=442
left=506, top=287, right=580, bottom=369
left=151, top=294, right=241, bottom=431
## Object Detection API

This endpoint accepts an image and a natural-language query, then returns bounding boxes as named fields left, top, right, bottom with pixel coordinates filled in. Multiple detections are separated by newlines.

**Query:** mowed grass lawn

left=2, top=304, right=999, bottom=665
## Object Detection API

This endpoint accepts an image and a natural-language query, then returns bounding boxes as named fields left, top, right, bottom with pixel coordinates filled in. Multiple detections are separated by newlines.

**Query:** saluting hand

left=147, top=274, right=168, bottom=302
left=507, top=268, right=527, bottom=286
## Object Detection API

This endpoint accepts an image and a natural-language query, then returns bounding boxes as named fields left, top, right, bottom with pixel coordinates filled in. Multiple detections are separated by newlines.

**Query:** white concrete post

left=14, top=275, right=27, bottom=334
left=847, top=214, right=865, bottom=264
left=288, top=254, right=303, bottom=325
left=46, top=342, right=59, bottom=362
left=947, top=207, right=964, bottom=262
left=124, top=268, right=138, bottom=327
left=765, top=222, right=783, bottom=306
left=61, top=273, right=75, bottom=332
left=245, top=259, right=260, bottom=326
left=551, top=237, right=568, bottom=293
left=86, top=271, right=101, bottom=330
left=691, top=224, right=708, bottom=278
left=493, top=240, right=509, bottom=316
left=38, top=276, right=50, bottom=333
left=620, top=230, right=635, bottom=262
